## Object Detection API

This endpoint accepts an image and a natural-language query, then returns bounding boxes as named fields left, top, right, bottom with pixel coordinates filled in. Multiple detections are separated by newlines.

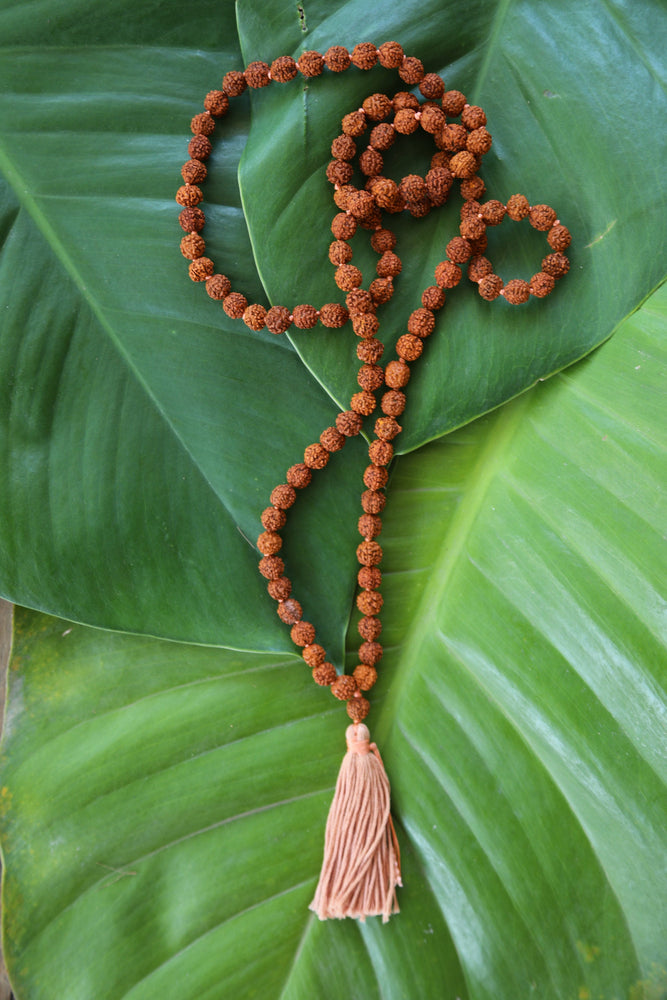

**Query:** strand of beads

left=176, top=42, right=570, bottom=727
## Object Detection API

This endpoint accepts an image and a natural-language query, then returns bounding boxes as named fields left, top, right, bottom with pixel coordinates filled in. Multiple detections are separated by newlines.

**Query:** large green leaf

left=2, top=284, right=665, bottom=999
left=0, top=0, right=665, bottom=647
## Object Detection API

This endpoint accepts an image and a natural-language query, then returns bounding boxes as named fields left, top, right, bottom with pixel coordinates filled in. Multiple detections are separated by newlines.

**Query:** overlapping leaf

left=1, top=285, right=665, bottom=999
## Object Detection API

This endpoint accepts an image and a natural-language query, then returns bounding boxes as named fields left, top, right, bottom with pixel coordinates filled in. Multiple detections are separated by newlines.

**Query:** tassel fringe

left=309, top=723, right=402, bottom=922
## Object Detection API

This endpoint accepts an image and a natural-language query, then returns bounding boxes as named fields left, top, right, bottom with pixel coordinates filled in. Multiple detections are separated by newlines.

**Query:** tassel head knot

left=346, top=723, right=371, bottom=753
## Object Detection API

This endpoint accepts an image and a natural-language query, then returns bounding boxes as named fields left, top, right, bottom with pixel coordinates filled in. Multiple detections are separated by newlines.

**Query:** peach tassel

left=309, top=723, right=402, bottom=922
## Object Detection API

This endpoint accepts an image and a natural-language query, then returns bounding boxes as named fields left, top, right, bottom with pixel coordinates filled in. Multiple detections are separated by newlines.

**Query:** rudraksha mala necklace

left=176, top=40, right=571, bottom=924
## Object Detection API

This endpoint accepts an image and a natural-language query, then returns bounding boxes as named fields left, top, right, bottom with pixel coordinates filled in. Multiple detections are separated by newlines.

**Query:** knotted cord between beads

left=176, top=41, right=571, bottom=726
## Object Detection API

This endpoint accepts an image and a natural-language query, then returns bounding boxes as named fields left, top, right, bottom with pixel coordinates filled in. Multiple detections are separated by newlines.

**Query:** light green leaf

left=2, top=284, right=665, bottom=999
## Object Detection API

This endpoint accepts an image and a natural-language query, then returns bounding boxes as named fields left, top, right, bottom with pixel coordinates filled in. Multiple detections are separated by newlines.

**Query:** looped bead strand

left=176, top=43, right=570, bottom=725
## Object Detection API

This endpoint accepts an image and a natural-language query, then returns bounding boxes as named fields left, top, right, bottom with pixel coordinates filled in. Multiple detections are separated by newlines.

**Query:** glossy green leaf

left=0, top=0, right=665, bottom=647
left=2, top=284, right=665, bottom=999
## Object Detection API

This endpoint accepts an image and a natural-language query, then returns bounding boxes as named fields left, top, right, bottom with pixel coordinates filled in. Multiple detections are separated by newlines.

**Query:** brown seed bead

left=376, top=251, right=402, bottom=278
left=335, top=264, right=363, bottom=291
left=353, top=664, right=378, bottom=691
left=357, top=364, right=384, bottom=391
left=176, top=184, right=203, bottom=207
left=313, top=663, right=337, bottom=686
left=331, top=134, right=356, bottom=160
left=277, top=598, right=303, bottom=625
left=542, top=252, right=570, bottom=278
left=441, top=89, right=467, bottom=116
left=261, top=506, right=286, bottom=531
left=352, top=313, right=380, bottom=339
left=267, top=576, right=291, bottom=601
left=358, top=615, right=382, bottom=640
left=469, top=233, right=488, bottom=256
left=179, top=206, right=205, bottom=233
left=361, top=489, right=386, bottom=514
left=478, top=273, right=504, bottom=300
left=320, top=425, right=346, bottom=452
left=180, top=233, right=205, bottom=259
left=480, top=200, right=506, bottom=226
left=422, top=285, right=447, bottom=310
left=381, top=390, right=406, bottom=416
left=460, top=214, right=486, bottom=241
left=326, top=160, right=354, bottom=186
left=450, top=151, right=479, bottom=179
left=181, top=159, right=207, bottom=184
left=188, top=135, right=212, bottom=160
left=265, top=305, right=292, bottom=334
left=406, top=198, right=431, bottom=220
left=351, top=42, right=378, bottom=70
left=426, top=166, right=453, bottom=205
left=393, top=108, right=419, bottom=135
left=189, top=258, right=214, bottom=281
left=331, top=675, right=358, bottom=700
left=304, top=443, right=329, bottom=469
left=399, top=174, right=427, bottom=202
left=328, top=241, right=353, bottom=267
left=467, top=127, right=492, bottom=156
left=419, top=105, right=446, bottom=135
left=419, top=72, right=445, bottom=100
left=407, top=308, right=436, bottom=338
left=506, top=193, right=530, bottom=221
left=396, top=334, right=423, bottom=361
left=346, top=289, right=375, bottom=315
left=298, top=50, right=324, bottom=77
left=468, top=256, right=494, bottom=283
left=331, top=212, right=357, bottom=240
left=548, top=223, right=572, bottom=251
left=358, top=513, right=382, bottom=539
left=336, top=410, right=363, bottom=436
left=399, top=56, right=424, bottom=84
left=292, top=304, right=319, bottom=329
left=385, top=360, right=411, bottom=389
left=351, top=391, right=376, bottom=416
left=245, top=61, right=270, bottom=88
left=439, top=123, right=468, bottom=152
left=324, top=45, right=351, bottom=72
left=243, top=303, right=267, bottom=331
left=204, top=90, right=230, bottom=117
left=257, top=531, right=282, bottom=555
left=347, top=696, right=371, bottom=723
left=342, top=110, right=367, bottom=136
left=502, top=279, right=531, bottom=305
left=258, top=555, right=284, bottom=580
left=286, top=463, right=312, bottom=489
left=363, top=464, right=389, bottom=490
left=461, top=176, right=486, bottom=201
left=375, top=416, right=402, bottom=441
left=359, top=148, right=384, bottom=177
left=191, top=112, right=215, bottom=136
left=320, top=302, right=349, bottom=328
left=271, top=55, right=298, bottom=82
left=222, top=70, right=247, bottom=96
left=369, top=229, right=395, bottom=254
left=529, top=271, right=556, bottom=297
left=363, top=93, right=393, bottom=120
left=377, top=40, right=404, bottom=68
left=206, top=274, right=231, bottom=300
left=359, top=640, right=383, bottom=665
left=347, top=189, right=376, bottom=221
left=435, top=260, right=462, bottom=288
left=369, top=278, right=394, bottom=306
left=371, top=177, right=400, bottom=210
left=270, top=484, right=296, bottom=509
left=303, top=643, right=326, bottom=667
left=358, top=565, right=382, bottom=589
left=529, top=204, right=558, bottom=232
left=223, top=291, right=247, bottom=317
left=393, top=90, right=420, bottom=109
left=368, top=440, right=394, bottom=465
left=291, top=620, right=315, bottom=646
left=370, top=123, right=395, bottom=150
left=357, top=338, right=384, bottom=364
left=445, top=237, right=472, bottom=263
left=461, top=104, right=487, bottom=130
